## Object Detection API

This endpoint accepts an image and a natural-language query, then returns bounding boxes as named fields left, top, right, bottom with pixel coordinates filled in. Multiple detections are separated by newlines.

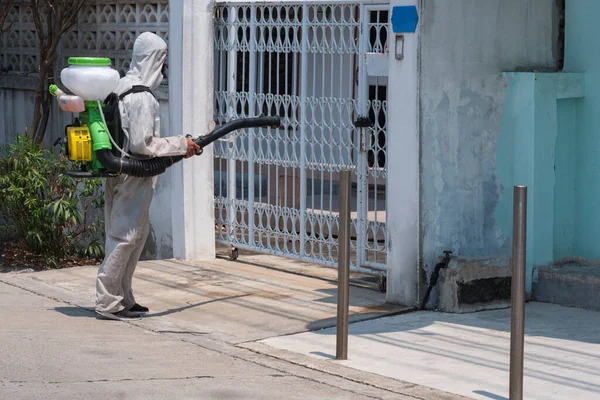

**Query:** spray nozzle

left=49, top=84, right=65, bottom=97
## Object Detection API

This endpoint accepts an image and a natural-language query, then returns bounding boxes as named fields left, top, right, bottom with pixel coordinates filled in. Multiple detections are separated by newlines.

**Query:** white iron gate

left=213, top=2, right=389, bottom=273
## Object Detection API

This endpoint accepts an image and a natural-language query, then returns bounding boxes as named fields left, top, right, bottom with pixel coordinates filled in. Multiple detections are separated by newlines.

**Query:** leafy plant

left=0, top=133, right=105, bottom=267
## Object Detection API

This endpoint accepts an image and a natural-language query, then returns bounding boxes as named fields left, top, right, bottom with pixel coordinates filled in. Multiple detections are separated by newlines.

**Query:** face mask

left=161, top=61, right=168, bottom=80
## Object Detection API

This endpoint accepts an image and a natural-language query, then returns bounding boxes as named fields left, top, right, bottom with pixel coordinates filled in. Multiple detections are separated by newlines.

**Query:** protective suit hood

left=126, top=32, right=167, bottom=90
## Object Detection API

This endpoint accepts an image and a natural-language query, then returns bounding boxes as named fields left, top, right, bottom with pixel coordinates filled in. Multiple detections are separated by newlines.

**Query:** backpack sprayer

left=50, top=57, right=280, bottom=178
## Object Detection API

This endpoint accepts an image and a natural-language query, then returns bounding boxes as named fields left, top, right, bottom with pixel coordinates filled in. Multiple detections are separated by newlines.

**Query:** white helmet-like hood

left=126, top=32, right=167, bottom=90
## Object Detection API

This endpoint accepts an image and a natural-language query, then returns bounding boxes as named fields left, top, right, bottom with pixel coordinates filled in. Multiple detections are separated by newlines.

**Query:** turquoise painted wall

left=565, top=0, right=600, bottom=259
left=495, top=74, right=536, bottom=291
left=496, top=73, right=584, bottom=292
left=554, top=99, right=579, bottom=260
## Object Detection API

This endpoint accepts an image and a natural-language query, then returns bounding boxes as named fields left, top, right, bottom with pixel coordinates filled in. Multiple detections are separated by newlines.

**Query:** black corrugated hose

left=96, top=116, right=280, bottom=178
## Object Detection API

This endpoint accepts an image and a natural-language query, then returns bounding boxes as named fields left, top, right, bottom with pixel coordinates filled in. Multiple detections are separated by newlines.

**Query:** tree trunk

left=31, top=63, right=48, bottom=140
left=29, top=0, right=86, bottom=144
left=0, top=1, right=15, bottom=35
left=37, top=65, right=54, bottom=145
left=33, top=7, right=55, bottom=143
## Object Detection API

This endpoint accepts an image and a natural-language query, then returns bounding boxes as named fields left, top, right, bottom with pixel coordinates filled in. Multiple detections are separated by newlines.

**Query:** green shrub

left=0, top=133, right=105, bottom=267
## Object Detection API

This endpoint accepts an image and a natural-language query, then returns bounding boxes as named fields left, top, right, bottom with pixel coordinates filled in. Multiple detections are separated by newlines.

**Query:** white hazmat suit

left=95, top=32, right=189, bottom=320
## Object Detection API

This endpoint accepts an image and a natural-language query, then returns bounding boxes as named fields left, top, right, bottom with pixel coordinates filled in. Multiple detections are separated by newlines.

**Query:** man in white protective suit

left=95, top=32, right=201, bottom=321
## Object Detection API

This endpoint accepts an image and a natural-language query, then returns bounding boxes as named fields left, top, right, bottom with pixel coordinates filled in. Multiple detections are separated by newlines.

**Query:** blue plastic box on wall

left=391, top=6, right=419, bottom=33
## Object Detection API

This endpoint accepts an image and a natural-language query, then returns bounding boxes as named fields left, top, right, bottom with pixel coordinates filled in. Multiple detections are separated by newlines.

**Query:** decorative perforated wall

left=0, top=1, right=169, bottom=77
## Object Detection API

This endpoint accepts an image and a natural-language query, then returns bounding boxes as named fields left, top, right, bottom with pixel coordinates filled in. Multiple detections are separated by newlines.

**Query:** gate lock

left=354, top=116, right=375, bottom=151
left=353, top=116, right=374, bottom=128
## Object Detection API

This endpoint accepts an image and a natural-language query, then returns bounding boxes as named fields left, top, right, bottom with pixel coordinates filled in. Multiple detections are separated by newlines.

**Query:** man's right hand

left=185, top=138, right=201, bottom=158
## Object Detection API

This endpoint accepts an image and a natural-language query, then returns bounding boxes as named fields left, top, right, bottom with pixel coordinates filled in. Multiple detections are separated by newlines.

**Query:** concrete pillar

left=168, top=0, right=216, bottom=260
left=385, top=0, right=420, bottom=305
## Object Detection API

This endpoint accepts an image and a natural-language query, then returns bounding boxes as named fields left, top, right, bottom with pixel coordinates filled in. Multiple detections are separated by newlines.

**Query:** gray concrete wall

left=0, top=77, right=69, bottom=150
left=419, top=0, right=559, bottom=294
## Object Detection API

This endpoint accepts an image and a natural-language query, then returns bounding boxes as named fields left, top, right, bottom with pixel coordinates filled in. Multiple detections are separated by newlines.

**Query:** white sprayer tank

left=61, top=57, right=120, bottom=101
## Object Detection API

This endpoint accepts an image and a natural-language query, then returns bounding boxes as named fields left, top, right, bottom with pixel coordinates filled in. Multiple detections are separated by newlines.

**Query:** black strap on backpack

left=118, top=85, right=157, bottom=101
left=103, top=85, right=155, bottom=157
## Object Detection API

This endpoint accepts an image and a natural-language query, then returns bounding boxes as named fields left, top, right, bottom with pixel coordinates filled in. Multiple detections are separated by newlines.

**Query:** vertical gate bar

left=227, top=6, right=237, bottom=246
left=299, top=3, right=308, bottom=257
left=331, top=13, right=339, bottom=248
left=241, top=47, right=247, bottom=243
left=275, top=162, right=280, bottom=251
left=349, top=5, right=358, bottom=267
left=248, top=5, right=257, bottom=247
left=318, top=13, right=325, bottom=260
left=277, top=29, right=285, bottom=246
left=320, top=167, right=324, bottom=260
left=258, top=22, right=266, bottom=249
left=355, top=4, right=368, bottom=269
left=215, top=19, right=222, bottom=240
left=292, top=7, right=300, bottom=252
left=268, top=38, right=277, bottom=250
left=373, top=90, right=379, bottom=264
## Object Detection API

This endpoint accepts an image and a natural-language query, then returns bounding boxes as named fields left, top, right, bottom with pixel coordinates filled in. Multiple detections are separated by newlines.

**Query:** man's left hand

left=185, top=138, right=201, bottom=158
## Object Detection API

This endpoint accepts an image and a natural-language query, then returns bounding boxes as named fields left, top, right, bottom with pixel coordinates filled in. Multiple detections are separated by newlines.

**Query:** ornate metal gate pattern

left=213, top=2, right=388, bottom=272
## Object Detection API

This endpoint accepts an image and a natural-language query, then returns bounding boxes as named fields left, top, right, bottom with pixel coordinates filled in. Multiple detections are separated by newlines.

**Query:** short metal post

left=510, top=186, right=527, bottom=400
left=336, top=169, right=351, bottom=360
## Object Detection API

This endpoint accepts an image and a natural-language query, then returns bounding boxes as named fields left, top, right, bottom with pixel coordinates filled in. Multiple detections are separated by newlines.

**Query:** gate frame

left=212, top=0, right=393, bottom=276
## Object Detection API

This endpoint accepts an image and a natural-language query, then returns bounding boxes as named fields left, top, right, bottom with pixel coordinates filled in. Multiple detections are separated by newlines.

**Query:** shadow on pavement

left=301, top=303, right=600, bottom=395
left=54, top=294, right=251, bottom=319
left=473, top=390, right=508, bottom=400
left=306, top=303, right=600, bottom=346
left=144, top=294, right=251, bottom=318
left=54, top=306, right=96, bottom=318
left=310, top=351, right=335, bottom=359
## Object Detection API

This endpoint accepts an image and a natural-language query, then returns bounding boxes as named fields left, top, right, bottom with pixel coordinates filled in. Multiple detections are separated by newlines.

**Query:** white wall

left=385, top=0, right=420, bottom=305
left=168, top=0, right=216, bottom=261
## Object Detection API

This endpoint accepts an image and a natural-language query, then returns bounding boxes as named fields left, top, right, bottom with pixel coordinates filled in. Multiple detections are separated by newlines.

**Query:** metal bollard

left=336, top=169, right=351, bottom=360
left=510, top=186, right=527, bottom=400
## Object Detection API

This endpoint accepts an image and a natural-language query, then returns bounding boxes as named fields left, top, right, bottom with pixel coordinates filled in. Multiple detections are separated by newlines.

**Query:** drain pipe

left=419, top=250, right=453, bottom=310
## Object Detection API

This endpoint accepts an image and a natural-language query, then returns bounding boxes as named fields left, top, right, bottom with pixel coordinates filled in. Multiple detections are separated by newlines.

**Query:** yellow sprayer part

left=67, top=126, right=93, bottom=162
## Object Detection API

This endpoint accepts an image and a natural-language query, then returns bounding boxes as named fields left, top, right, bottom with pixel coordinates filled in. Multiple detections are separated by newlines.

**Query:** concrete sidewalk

left=0, top=280, right=401, bottom=400
left=0, top=257, right=405, bottom=343
left=262, top=302, right=600, bottom=400
left=0, top=257, right=464, bottom=400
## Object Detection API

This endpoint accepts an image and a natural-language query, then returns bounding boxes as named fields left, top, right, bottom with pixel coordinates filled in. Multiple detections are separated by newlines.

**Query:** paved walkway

left=0, top=257, right=461, bottom=400
left=263, top=302, right=600, bottom=400
left=0, top=280, right=394, bottom=399
left=8, top=254, right=596, bottom=399
left=1, top=257, right=403, bottom=343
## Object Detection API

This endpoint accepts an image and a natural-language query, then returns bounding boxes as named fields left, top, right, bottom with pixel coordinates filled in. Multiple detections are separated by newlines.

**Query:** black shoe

left=96, top=309, right=142, bottom=321
left=128, top=303, right=149, bottom=313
